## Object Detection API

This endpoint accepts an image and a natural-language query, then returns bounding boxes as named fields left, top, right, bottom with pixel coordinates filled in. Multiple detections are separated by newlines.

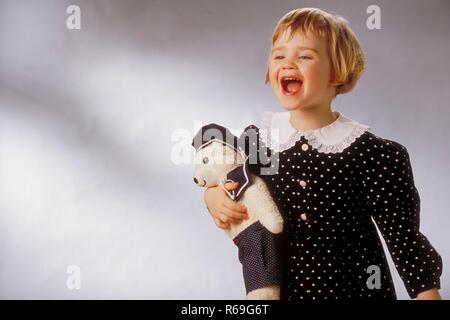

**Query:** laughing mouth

left=280, top=76, right=303, bottom=96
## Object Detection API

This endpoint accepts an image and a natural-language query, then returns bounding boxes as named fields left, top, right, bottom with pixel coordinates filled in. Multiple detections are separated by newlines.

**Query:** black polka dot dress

left=248, top=111, right=443, bottom=300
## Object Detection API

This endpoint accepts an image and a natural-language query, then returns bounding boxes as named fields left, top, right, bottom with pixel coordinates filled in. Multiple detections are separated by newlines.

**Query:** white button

left=301, top=144, right=309, bottom=151
left=300, top=213, right=307, bottom=221
left=299, top=180, right=307, bottom=187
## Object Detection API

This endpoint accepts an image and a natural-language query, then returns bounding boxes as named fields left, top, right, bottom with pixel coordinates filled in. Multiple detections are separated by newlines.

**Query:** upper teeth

left=284, top=77, right=300, bottom=81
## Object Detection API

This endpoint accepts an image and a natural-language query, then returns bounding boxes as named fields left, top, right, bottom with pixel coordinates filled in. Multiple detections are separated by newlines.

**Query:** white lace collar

left=260, top=111, right=370, bottom=154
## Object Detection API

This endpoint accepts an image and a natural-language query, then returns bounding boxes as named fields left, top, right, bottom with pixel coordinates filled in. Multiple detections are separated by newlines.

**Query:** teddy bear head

left=192, top=123, right=271, bottom=194
left=191, top=123, right=249, bottom=188
left=193, top=140, right=244, bottom=187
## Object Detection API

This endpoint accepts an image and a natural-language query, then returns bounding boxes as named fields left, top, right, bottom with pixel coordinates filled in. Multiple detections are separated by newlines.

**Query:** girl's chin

left=278, top=98, right=307, bottom=111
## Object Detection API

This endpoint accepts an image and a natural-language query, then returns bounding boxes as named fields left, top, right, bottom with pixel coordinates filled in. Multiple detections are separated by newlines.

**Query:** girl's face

left=268, top=29, right=338, bottom=111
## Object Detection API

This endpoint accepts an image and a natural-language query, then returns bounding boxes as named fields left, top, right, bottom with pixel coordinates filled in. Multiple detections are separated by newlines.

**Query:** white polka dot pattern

left=233, top=221, right=283, bottom=294
left=249, top=130, right=442, bottom=300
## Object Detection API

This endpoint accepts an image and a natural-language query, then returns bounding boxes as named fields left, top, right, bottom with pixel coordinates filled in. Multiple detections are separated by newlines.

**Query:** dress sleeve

left=364, top=139, right=442, bottom=298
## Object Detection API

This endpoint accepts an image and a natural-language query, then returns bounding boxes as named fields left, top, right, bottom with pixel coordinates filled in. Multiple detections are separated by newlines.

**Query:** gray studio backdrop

left=0, top=0, right=449, bottom=299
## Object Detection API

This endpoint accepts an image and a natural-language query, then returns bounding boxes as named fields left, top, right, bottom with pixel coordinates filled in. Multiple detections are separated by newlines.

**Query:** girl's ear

left=329, top=79, right=340, bottom=86
left=329, top=79, right=343, bottom=96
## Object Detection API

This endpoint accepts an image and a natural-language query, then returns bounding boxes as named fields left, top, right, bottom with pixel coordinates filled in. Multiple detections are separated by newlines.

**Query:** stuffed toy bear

left=192, top=123, right=284, bottom=300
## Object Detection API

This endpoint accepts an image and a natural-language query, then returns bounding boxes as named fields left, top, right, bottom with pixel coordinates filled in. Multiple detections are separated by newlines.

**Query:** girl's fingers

left=223, top=181, right=239, bottom=191
left=222, top=206, right=248, bottom=220
left=218, top=212, right=242, bottom=225
left=214, top=217, right=230, bottom=229
left=223, top=197, right=247, bottom=214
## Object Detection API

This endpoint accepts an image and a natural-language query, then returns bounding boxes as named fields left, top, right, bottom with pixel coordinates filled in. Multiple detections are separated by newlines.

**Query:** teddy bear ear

left=238, top=125, right=259, bottom=155
left=238, top=125, right=261, bottom=156
left=238, top=124, right=273, bottom=174
left=192, top=123, right=238, bottom=151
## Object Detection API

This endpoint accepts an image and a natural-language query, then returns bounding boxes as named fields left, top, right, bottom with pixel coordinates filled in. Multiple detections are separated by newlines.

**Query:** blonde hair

left=265, top=8, right=365, bottom=96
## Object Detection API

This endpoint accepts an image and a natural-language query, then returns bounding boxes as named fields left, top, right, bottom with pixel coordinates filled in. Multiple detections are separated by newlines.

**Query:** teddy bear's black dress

left=247, top=111, right=442, bottom=300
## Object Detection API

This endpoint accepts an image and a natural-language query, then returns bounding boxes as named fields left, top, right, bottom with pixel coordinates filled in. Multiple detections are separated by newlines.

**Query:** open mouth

left=280, top=76, right=303, bottom=96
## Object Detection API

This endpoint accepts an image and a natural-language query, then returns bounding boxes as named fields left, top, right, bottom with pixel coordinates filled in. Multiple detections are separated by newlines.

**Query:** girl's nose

left=282, top=62, right=297, bottom=70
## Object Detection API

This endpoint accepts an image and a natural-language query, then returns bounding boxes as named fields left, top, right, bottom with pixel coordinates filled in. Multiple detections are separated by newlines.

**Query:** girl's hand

left=204, top=182, right=248, bottom=229
left=416, top=288, right=442, bottom=300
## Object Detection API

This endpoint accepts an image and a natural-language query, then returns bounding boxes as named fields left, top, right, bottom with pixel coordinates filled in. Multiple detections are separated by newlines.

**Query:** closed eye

left=274, top=55, right=311, bottom=60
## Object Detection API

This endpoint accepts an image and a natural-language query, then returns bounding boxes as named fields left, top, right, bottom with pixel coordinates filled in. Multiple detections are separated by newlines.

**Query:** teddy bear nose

left=193, top=177, right=198, bottom=184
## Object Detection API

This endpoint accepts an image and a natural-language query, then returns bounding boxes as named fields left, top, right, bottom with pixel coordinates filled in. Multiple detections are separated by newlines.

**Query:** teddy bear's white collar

left=260, top=111, right=370, bottom=154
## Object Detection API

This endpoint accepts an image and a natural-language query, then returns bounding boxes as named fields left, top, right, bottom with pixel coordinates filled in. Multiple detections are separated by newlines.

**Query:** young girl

left=203, top=8, right=442, bottom=300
